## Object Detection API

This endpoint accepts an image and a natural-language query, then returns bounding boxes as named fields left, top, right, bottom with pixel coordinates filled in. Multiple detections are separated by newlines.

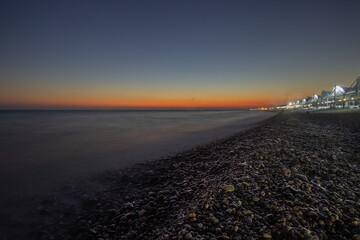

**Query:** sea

left=0, top=110, right=275, bottom=201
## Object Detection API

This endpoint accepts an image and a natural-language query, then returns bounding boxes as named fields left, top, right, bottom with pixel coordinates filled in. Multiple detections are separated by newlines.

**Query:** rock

left=178, top=230, right=188, bottom=235
left=184, top=224, right=192, bottom=230
left=211, top=217, right=219, bottom=224
left=294, top=173, right=308, bottom=182
left=224, top=185, right=235, bottom=192
left=125, top=202, right=134, bottom=208
left=263, top=233, right=272, bottom=238
left=189, top=213, right=196, bottom=218
left=243, top=210, right=252, bottom=215
left=138, top=209, right=146, bottom=217
left=226, top=208, right=233, bottom=214
left=239, top=162, right=248, bottom=167
left=185, top=233, right=192, bottom=239
left=283, top=169, right=291, bottom=177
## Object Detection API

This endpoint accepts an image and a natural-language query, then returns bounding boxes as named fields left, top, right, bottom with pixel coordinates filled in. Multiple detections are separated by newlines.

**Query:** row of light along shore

left=255, top=76, right=360, bottom=111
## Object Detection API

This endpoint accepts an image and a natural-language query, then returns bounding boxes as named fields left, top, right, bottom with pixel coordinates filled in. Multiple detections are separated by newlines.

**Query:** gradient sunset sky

left=1, top=0, right=360, bottom=109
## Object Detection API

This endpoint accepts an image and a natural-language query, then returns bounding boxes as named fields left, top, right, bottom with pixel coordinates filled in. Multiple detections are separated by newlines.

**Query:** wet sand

left=3, top=112, right=360, bottom=239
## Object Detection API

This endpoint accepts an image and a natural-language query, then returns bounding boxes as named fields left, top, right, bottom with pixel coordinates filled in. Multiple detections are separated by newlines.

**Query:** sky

left=1, top=0, right=360, bottom=109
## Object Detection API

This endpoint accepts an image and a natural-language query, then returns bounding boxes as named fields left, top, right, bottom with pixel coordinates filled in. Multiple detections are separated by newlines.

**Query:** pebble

left=211, top=217, right=219, bottom=224
left=138, top=209, right=146, bottom=217
left=283, top=169, right=291, bottom=177
left=243, top=210, right=252, bottom=215
left=263, top=233, right=272, bottom=238
left=184, top=224, right=192, bottom=230
left=294, top=173, right=308, bottom=182
left=189, top=213, right=196, bottom=218
left=185, top=233, right=192, bottom=239
left=353, top=235, right=360, bottom=240
left=224, top=185, right=235, bottom=192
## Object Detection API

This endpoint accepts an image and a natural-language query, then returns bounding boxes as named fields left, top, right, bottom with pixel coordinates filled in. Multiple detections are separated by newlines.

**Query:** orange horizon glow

left=0, top=88, right=318, bottom=109
left=0, top=74, right=341, bottom=110
left=0, top=96, right=283, bottom=109
left=0, top=100, right=277, bottom=109
left=0, top=83, right=289, bottom=109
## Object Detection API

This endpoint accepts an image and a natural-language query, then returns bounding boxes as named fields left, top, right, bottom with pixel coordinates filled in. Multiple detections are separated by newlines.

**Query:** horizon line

left=0, top=104, right=275, bottom=110
left=0, top=107, right=253, bottom=111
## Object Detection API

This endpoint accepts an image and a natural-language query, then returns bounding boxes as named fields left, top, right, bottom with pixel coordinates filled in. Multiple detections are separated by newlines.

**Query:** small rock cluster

left=34, top=112, right=360, bottom=239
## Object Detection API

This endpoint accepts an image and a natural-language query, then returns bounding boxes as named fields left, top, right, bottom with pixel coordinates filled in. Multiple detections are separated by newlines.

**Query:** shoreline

left=2, top=112, right=360, bottom=239
left=0, top=112, right=276, bottom=239
left=0, top=110, right=275, bottom=200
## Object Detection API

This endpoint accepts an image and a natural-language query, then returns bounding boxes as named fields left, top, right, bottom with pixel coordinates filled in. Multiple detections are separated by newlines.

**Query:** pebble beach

left=6, top=111, right=360, bottom=239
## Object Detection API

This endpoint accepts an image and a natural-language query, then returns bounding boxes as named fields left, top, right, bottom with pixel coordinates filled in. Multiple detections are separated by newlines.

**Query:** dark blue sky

left=1, top=0, right=360, bottom=108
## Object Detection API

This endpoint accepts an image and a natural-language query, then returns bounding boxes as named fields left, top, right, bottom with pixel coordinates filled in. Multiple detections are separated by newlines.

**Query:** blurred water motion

left=0, top=110, right=275, bottom=198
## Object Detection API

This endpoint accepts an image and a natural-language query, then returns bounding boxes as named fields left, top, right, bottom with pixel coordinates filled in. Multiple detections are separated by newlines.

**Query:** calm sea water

left=0, top=110, right=275, bottom=198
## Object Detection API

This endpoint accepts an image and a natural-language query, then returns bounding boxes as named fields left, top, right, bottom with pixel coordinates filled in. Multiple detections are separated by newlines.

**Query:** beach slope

left=30, top=112, right=360, bottom=239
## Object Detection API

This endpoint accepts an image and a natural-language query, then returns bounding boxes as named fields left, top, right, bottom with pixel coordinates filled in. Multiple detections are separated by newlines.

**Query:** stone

left=283, top=169, right=291, bottom=177
left=244, top=210, right=252, bottom=215
left=224, top=185, right=235, bottom=192
left=184, top=224, right=192, bottom=230
left=178, top=230, right=188, bottom=235
left=263, top=233, right=272, bottom=238
left=353, top=235, right=360, bottom=240
left=185, top=233, right=192, bottom=239
left=138, top=209, right=146, bottom=217
left=294, top=173, right=308, bottom=182
left=189, top=213, right=197, bottom=218
left=211, top=217, right=219, bottom=224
